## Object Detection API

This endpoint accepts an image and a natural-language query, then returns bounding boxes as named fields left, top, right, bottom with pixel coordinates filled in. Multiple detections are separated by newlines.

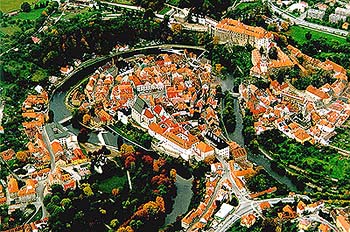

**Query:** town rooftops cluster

left=240, top=46, right=350, bottom=145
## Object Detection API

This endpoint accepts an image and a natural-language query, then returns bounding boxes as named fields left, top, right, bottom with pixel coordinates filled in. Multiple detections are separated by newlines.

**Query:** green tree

left=31, top=69, right=47, bottom=82
left=21, top=2, right=31, bottom=12
left=305, top=31, right=312, bottom=40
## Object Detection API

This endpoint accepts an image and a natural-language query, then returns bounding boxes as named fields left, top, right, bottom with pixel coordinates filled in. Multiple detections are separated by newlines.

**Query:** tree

left=170, top=169, right=177, bottom=180
left=21, top=2, right=31, bottom=12
left=82, top=114, right=91, bottom=124
left=268, top=46, right=278, bottom=60
left=117, top=226, right=134, bottom=232
left=82, top=183, right=94, bottom=196
left=117, top=136, right=123, bottom=150
left=120, top=144, right=135, bottom=155
left=203, top=155, right=216, bottom=164
left=31, top=69, right=47, bottom=82
left=48, top=110, right=54, bottom=123
left=305, top=31, right=312, bottom=40
left=16, top=151, right=27, bottom=162
left=77, top=128, right=89, bottom=143
left=112, top=188, right=120, bottom=196
left=110, top=219, right=120, bottom=229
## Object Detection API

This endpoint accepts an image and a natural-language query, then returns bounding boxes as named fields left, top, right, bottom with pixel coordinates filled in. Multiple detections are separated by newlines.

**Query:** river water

left=164, top=175, right=193, bottom=226
left=230, top=98, right=297, bottom=191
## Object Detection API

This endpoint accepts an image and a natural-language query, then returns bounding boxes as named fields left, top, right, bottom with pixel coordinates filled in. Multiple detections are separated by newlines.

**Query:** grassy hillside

left=0, top=0, right=37, bottom=13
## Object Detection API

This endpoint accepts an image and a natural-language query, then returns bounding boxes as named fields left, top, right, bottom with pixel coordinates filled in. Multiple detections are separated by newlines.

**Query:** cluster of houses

left=239, top=199, right=330, bottom=230
left=181, top=158, right=255, bottom=231
left=0, top=87, right=89, bottom=217
left=240, top=45, right=350, bottom=145
left=276, top=0, right=350, bottom=27
left=76, top=51, right=244, bottom=161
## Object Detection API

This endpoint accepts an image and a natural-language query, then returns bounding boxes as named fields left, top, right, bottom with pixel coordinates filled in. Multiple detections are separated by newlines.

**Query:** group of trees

left=114, top=144, right=177, bottom=231
left=225, top=0, right=271, bottom=27
left=292, top=69, right=335, bottom=90
left=257, top=129, right=350, bottom=195
left=207, top=44, right=253, bottom=91
left=179, top=0, right=233, bottom=20
left=290, top=36, right=350, bottom=70
left=114, top=121, right=153, bottom=149
left=43, top=144, right=177, bottom=232
left=222, top=91, right=236, bottom=133
left=246, top=168, right=288, bottom=196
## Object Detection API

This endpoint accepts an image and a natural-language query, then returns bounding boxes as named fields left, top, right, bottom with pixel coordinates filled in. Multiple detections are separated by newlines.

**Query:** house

left=260, top=202, right=271, bottom=211
left=1, top=149, right=15, bottom=161
left=336, top=215, right=350, bottom=232
left=241, top=214, right=256, bottom=228
left=306, top=85, right=331, bottom=104
left=8, top=176, right=19, bottom=198
left=299, top=219, right=312, bottom=230
left=319, top=223, right=331, bottom=232
left=215, top=203, right=234, bottom=221
left=0, top=184, right=6, bottom=204
left=194, top=141, right=215, bottom=161
left=141, top=108, right=156, bottom=128
left=297, top=201, right=306, bottom=215
left=60, top=65, right=73, bottom=75
left=131, top=97, right=148, bottom=125
left=307, top=9, right=325, bottom=20
left=335, top=7, right=350, bottom=17
left=48, top=168, right=76, bottom=191
left=231, top=147, right=247, bottom=162
left=329, top=14, right=347, bottom=24
left=18, top=179, right=37, bottom=203
left=205, top=131, right=230, bottom=159
left=44, top=122, right=69, bottom=145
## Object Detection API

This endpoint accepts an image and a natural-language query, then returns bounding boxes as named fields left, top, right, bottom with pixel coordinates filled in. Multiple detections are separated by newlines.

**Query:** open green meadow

left=0, top=0, right=37, bottom=13
left=287, top=25, right=346, bottom=44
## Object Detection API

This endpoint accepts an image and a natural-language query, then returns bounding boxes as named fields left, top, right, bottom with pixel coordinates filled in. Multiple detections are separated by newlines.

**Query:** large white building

left=213, top=18, right=273, bottom=49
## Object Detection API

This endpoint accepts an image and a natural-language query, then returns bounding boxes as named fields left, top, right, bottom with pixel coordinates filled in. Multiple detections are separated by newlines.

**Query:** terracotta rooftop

left=196, top=141, right=214, bottom=153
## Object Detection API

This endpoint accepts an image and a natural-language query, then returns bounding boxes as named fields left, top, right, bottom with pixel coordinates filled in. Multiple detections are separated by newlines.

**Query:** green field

left=0, top=0, right=38, bottom=13
left=159, top=6, right=171, bottom=15
left=167, top=0, right=179, bottom=6
left=97, top=174, right=127, bottom=193
left=287, top=25, right=346, bottom=44
left=0, top=26, right=21, bottom=36
left=12, top=8, right=43, bottom=20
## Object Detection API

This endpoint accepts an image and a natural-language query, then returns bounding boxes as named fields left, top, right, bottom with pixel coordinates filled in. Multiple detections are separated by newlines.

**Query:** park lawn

left=167, top=0, right=179, bottom=6
left=0, top=0, right=37, bottom=13
left=98, top=174, right=127, bottom=193
left=114, top=0, right=133, bottom=5
left=235, top=1, right=261, bottom=11
left=0, top=26, right=21, bottom=36
left=159, top=6, right=171, bottom=15
left=13, top=8, right=44, bottom=20
left=328, top=155, right=350, bottom=180
left=287, top=25, right=346, bottom=45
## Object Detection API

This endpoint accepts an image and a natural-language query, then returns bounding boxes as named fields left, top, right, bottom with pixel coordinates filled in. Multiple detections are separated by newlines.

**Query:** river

left=229, top=97, right=297, bottom=191
left=164, top=175, right=193, bottom=226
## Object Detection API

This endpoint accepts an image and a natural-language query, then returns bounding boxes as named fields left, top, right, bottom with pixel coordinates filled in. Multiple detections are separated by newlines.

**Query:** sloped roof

left=133, top=97, right=147, bottom=114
